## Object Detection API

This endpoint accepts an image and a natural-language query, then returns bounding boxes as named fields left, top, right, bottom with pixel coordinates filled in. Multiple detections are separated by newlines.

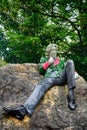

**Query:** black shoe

left=3, top=105, right=26, bottom=120
left=67, top=94, right=76, bottom=110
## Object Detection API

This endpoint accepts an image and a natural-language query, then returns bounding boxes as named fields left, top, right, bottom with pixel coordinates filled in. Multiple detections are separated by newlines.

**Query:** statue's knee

left=66, top=60, right=74, bottom=66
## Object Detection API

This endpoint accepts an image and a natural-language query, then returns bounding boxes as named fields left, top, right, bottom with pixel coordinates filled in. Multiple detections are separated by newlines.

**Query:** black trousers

left=23, top=60, right=76, bottom=115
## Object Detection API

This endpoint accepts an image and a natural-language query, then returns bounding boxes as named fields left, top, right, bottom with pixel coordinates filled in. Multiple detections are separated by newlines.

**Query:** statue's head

left=45, top=43, right=58, bottom=58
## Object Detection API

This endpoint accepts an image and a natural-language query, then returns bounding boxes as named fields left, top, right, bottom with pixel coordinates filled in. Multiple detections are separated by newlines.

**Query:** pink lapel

left=54, top=57, right=60, bottom=66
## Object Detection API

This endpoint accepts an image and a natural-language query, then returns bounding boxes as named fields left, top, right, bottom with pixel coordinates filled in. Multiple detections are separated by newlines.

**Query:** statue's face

left=49, top=49, right=57, bottom=58
left=45, top=44, right=58, bottom=58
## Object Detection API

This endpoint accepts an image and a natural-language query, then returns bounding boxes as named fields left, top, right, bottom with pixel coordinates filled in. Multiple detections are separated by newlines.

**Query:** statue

left=3, top=43, right=76, bottom=120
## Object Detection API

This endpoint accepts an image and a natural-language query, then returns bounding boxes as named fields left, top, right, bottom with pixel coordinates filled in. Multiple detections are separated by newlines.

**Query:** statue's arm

left=38, top=56, right=50, bottom=75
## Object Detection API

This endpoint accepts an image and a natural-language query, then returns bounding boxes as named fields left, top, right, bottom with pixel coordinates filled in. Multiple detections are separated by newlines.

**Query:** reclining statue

left=3, top=43, right=76, bottom=120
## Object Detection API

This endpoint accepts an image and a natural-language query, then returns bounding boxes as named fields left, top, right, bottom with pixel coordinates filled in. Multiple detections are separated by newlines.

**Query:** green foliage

left=70, top=44, right=87, bottom=81
left=0, top=58, right=7, bottom=67
left=3, top=33, right=42, bottom=63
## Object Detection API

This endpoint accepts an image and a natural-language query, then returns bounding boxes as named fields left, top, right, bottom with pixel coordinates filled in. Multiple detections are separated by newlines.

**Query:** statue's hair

left=45, top=44, right=58, bottom=54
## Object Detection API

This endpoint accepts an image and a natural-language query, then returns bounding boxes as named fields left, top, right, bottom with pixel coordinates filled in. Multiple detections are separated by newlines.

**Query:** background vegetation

left=0, top=0, right=87, bottom=81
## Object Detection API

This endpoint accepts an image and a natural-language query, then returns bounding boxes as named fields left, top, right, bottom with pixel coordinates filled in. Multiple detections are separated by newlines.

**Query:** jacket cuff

left=42, top=62, right=50, bottom=70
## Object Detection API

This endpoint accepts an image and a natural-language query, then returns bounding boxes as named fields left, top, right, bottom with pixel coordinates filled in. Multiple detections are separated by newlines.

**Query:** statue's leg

left=3, top=77, right=57, bottom=119
left=23, top=77, right=57, bottom=115
left=56, top=60, right=76, bottom=110
left=65, top=60, right=76, bottom=89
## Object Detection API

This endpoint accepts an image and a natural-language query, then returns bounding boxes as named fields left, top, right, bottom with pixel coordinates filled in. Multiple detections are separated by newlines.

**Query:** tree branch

left=33, top=9, right=83, bottom=44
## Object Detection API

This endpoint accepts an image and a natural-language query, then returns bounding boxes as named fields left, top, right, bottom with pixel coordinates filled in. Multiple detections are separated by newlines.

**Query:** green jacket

left=38, top=56, right=65, bottom=78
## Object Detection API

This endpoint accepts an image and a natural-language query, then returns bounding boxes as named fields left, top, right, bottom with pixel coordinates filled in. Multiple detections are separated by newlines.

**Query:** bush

left=0, top=58, right=7, bottom=67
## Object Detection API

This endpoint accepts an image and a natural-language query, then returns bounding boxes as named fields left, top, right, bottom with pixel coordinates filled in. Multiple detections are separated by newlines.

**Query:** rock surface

left=0, top=63, right=87, bottom=130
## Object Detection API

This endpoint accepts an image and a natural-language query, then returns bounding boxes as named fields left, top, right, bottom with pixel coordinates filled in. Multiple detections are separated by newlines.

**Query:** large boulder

left=0, top=63, right=87, bottom=130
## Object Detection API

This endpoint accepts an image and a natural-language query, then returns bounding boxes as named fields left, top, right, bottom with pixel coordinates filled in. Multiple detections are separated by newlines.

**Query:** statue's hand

left=48, top=57, right=54, bottom=64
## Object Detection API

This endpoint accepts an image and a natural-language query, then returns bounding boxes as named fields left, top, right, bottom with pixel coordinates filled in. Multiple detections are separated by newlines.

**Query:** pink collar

left=54, top=57, right=60, bottom=66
